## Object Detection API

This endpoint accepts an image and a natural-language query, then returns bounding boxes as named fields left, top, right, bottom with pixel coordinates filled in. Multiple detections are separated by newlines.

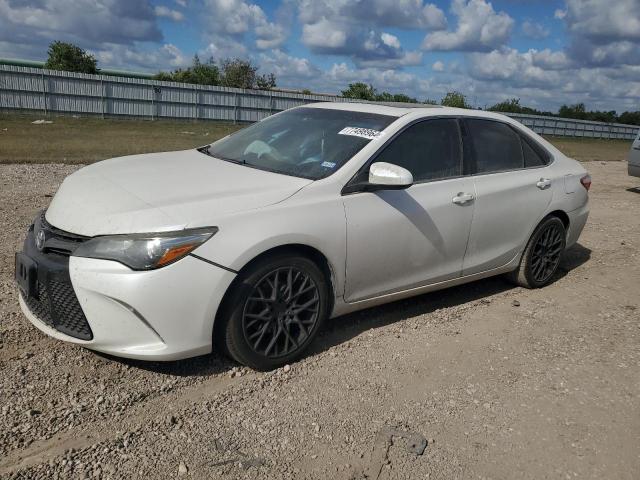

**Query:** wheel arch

left=212, top=243, right=338, bottom=344
left=547, top=209, right=570, bottom=230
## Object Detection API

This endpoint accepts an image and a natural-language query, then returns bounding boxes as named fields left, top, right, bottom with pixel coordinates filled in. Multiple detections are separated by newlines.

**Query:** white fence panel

left=1, top=65, right=638, bottom=140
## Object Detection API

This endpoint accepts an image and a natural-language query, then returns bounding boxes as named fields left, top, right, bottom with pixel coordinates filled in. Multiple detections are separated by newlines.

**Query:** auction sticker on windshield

left=338, top=127, right=385, bottom=140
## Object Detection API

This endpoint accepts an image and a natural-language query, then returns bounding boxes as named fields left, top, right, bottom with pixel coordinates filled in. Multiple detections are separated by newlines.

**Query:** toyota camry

left=15, top=102, right=590, bottom=370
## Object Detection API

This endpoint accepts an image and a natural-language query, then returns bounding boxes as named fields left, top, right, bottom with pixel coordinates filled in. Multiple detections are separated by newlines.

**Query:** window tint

left=374, top=119, right=462, bottom=182
left=522, top=137, right=547, bottom=167
left=466, top=119, right=524, bottom=174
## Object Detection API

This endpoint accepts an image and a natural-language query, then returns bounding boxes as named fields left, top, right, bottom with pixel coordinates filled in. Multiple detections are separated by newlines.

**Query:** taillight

left=580, top=174, right=592, bottom=191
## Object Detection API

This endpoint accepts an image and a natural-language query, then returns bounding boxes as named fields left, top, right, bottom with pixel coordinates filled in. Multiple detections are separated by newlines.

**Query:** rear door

left=461, top=118, right=553, bottom=276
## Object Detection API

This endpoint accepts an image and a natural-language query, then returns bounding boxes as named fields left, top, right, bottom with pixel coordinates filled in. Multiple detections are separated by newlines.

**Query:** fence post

left=234, top=91, right=238, bottom=124
left=100, top=78, right=105, bottom=119
left=40, top=71, right=47, bottom=116
left=193, top=86, right=198, bottom=121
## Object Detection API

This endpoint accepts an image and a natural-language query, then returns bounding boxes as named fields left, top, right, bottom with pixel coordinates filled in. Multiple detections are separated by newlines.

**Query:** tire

left=507, top=216, right=566, bottom=289
left=221, top=253, right=330, bottom=371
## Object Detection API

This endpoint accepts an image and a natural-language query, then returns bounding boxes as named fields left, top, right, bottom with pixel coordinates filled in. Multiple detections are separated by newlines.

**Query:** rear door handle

left=452, top=192, right=474, bottom=205
left=536, top=178, right=551, bottom=190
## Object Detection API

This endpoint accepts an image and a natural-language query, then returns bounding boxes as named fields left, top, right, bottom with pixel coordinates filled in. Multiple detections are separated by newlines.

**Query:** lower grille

left=24, top=280, right=93, bottom=341
left=24, top=282, right=54, bottom=328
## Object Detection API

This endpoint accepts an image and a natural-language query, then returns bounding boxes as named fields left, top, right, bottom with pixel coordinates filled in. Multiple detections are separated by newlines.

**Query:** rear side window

left=522, top=137, right=547, bottom=167
left=465, top=119, right=524, bottom=174
left=374, top=118, right=462, bottom=182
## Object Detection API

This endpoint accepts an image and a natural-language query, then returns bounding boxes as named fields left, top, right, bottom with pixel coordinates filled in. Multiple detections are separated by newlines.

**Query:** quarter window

left=466, top=119, right=524, bottom=174
left=522, top=137, right=547, bottom=167
left=374, top=119, right=462, bottom=182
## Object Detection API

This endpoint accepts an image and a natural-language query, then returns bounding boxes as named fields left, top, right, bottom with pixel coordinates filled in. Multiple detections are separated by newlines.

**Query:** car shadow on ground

left=310, top=242, right=591, bottom=356
left=626, top=187, right=640, bottom=194
left=108, top=243, right=591, bottom=376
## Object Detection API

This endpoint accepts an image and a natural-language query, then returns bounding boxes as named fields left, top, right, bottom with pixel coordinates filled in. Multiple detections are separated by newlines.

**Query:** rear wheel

left=508, top=216, right=566, bottom=289
left=222, top=254, right=329, bottom=370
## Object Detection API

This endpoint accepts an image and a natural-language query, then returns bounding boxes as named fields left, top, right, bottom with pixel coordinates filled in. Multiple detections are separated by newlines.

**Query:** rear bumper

left=628, top=162, right=640, bottom=178
left=566, top=201, right=589, bottom=248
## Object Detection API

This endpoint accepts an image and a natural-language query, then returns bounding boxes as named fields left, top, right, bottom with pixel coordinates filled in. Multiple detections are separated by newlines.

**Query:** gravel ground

left=1, top=161, right=639, bottom=479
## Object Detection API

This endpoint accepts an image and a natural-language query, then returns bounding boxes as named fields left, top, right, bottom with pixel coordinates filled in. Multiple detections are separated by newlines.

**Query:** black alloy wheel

left=242, top=267, right=320, bottom=358
left=222, top=254, right=329, bottom=370
left=507, top=215, right=567, bottom=289
left=529, top=222, right=564, bottom=283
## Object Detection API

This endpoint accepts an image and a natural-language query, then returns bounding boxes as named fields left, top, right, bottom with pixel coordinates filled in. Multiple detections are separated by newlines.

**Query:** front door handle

left=536, top=178, right=552, bottom=190
left=452, top=192, right=474, bottom=205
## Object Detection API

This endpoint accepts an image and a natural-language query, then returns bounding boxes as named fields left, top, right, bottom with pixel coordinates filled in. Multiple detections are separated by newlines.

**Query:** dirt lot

left=1, top=158, right=639, bottom=479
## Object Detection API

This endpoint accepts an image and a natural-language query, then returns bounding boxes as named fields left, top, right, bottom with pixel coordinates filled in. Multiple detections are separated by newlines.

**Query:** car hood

left=45, top=149, right=312, bottom=236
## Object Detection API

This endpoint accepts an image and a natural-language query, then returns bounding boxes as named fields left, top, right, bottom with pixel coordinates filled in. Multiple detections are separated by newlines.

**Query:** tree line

left=43, top=41, right=277, bottom=90
left=41, top=41, right=640, bottom=126
left=341, top=83, right=640, bottom=126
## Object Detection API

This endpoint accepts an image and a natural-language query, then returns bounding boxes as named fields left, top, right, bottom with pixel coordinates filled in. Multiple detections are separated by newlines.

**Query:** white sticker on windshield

left=338, top=127, right=385, bottom=140
left=321, top=161, right=336, bottom=168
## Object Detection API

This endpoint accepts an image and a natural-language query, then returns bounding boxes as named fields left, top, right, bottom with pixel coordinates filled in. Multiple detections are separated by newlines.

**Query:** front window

left=206, top=107, right=395, bottom=180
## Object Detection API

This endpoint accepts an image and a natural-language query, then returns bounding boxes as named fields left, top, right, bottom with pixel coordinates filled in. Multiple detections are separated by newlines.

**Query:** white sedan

left=15, top=103, right=590, bottom=370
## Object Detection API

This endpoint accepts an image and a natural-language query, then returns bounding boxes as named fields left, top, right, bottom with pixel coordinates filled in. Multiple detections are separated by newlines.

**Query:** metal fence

left=1, top=64, right=638, bottom=140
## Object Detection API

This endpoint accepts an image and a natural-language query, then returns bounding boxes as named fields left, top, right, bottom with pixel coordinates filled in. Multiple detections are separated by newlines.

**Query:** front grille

left=20, top=212, right=94, bottom=341
left=48, top=281, right=93, bottom=340
left=39, top=211, right=89, bottom=257
left=24, top=282, right=54, bottom=328
left=24, top=280, right=93, bottom=341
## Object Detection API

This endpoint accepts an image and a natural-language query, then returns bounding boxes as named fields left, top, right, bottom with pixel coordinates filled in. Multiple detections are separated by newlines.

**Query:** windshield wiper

left=198, top=146, right=245, bottom=164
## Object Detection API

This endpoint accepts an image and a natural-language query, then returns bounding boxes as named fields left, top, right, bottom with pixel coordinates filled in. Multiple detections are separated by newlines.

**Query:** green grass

left=0, top=112, right=633, bottom=164
left=0, top=113, right=242, bottom=164
left=544, top=135, right=632, bottom=162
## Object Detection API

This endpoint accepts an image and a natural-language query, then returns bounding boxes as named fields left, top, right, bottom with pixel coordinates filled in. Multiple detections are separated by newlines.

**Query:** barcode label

left=338, top=127, right=385, bottom=140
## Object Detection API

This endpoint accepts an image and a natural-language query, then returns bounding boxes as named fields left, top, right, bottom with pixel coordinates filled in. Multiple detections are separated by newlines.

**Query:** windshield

left=206, top=107, right=396, bottom=180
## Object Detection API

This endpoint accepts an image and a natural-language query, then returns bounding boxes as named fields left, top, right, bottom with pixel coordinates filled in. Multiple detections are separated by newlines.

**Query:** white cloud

left=302, top=18, right=421, bottom=67
left=295, top=0, right=446, bottom=30
left=259, top=50, right=321, bottom=80
left=204, top=0, right=287, bottom=50
left=198, top=37, right=248, bottom=60
left=302, top=18, right=348, bottom=49
left=559, top=0, right=640, bottom=67
left=175, top=0, right=187, bottom=6
left=154, top=6, right=184, bottom=22
left=92, top=43, right=189, bottom=71
left=432, top=60, right=444, bottom=71
left=468, top=48, right=559, bottom=87
left=326, top=62, right=431, bottom=96
left=381, top=33, right=401, bottom=49
left=554, top=9, right=566, bottom=20
left=522, top=20, right=549, bottom=40
left=0, top=0, right=162, bottom=48
left=564, top=0, right=640, bottom=42
left=422, top=0, right=514, bottom=52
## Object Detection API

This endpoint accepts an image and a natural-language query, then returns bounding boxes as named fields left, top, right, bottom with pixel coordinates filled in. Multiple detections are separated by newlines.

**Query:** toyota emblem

left=36, top=230, right=46, bottom=251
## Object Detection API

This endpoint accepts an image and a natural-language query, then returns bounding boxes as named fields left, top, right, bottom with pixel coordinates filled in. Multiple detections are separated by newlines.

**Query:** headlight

left=73, top=227, right=218, bottom=270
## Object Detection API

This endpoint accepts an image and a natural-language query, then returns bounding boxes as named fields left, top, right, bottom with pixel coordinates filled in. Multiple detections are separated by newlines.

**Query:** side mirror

left=368, top=162, right=413, bottom=190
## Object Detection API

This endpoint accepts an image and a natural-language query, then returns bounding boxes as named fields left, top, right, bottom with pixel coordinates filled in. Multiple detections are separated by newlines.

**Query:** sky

left=1, top=0, right=639, bottom=112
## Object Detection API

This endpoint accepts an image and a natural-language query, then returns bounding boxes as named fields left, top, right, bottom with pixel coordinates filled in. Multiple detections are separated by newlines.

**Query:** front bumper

left=17, top=218, right=236, bottom=361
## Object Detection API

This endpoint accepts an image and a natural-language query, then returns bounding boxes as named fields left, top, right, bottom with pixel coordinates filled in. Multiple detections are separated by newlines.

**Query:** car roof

left=302, top=101, right=513, bottom=122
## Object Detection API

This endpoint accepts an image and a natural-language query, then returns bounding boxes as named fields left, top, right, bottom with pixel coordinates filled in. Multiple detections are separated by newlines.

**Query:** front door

left=342, top=118, right=475, bottom=302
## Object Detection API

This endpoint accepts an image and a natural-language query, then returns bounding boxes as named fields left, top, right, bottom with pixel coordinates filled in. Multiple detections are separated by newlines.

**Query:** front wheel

left=222, top=254, right=330, bottom=370
left=508, top=216, right=566, bottom=289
